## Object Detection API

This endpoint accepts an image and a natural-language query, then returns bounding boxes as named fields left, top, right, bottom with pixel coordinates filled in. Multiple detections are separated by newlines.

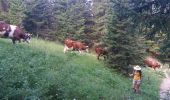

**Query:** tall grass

left=0, top=38, right=162, bottom=100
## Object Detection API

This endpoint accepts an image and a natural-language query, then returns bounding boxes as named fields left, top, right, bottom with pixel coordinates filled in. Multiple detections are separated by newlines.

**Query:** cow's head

left=0, top=21, right=10, bottom=35
left=23, top=33, right=31, bottom=43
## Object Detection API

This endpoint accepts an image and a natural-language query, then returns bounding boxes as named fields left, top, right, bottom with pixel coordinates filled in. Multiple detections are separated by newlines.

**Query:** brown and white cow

left=0, top=21, right=31, bottom=44
left=64, top=39, right=89, bottom=53
left=144, top=56, right=161, bottom=70
left=95, top=46, right=108, bottom=60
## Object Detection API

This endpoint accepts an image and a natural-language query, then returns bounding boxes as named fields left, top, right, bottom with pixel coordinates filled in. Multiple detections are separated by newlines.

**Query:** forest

left=0, top=0, right=170, bottom=99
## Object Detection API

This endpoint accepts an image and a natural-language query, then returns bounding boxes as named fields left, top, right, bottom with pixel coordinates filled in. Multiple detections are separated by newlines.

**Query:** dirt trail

left=160, top=69, right=170, bottom=100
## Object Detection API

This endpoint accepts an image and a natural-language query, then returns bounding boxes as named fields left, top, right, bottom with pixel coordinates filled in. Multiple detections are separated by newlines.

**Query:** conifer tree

left=105, top=0, right=144, bottom=73
left=92, top=0, right=108, bottom=42
left=23, top=0, right=54, bottom=34
left=0, top=0, right=25, bottom=24
left=130, top=0, right=170, bottom=59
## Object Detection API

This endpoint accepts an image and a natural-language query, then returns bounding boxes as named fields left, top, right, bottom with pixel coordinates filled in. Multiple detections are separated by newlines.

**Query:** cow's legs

left=79, top=50, right=82, bottom=54
left=12, top=39, right=16, bottom=44
left=97, top=54, right=100, bottom=60
left=152, top=66, right=156, bottom=71
left=18, top=39, right=21, bottom=43
left=98, top=54, right=102, bottom=60
left=64, top=45, right=68, bottom=53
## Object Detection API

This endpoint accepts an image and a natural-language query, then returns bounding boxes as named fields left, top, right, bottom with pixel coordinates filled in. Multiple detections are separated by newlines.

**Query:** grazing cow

left=95, top=46, right=108, bottom=60
left=0, top=21, right=31, bottom=44
left=64, top=39, right=88, bottom=53
left=144, top=57, right=161, bottom=70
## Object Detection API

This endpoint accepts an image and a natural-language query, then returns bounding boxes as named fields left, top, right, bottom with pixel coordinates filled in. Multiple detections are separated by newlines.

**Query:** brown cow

left=0, top=21, right=31, bottom=44
left=144, top=57, right=161, bottom=70
left=95, top=46, right=108, bottom=60
left=64, top=39, right=88, bottom=53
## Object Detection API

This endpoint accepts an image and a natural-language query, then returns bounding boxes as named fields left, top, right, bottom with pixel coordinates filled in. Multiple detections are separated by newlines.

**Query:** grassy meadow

left=0, top=38, right=162, bottom=100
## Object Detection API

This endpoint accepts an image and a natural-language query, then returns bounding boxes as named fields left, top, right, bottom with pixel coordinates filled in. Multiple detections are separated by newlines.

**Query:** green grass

left=0, top=38, right=162, bottom=100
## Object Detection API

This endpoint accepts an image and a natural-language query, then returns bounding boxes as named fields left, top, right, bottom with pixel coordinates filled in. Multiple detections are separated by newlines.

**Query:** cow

left=0, top=21, right=31, bottom=44
left=144, top=57, right=161, bottom=70
left=95, top=46, right=108, bottom=60
left=64, top=39, right=89, bottom=54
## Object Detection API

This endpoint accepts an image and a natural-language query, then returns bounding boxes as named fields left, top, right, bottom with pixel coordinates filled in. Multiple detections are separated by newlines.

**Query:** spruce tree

left=105, top=0, right=144, bottom=73
left=23, top=0, right=54, bottom=34
left=131, top=0, right=170, bottom=59
left=0, top=0, right=25, bottom=24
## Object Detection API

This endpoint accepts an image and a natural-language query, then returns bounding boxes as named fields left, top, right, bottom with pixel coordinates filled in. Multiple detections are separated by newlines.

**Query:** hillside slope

left=0, top=38, right=162, bottom=100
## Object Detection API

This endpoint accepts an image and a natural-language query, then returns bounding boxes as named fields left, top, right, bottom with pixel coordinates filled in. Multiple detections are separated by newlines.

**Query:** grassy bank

left=0, top=38, right=162, bottom=100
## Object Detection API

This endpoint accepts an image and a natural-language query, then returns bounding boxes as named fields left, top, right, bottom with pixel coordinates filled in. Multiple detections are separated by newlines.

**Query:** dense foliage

left=129, top=0, right=170, bottom=59
left=105, top=0, right=170, bottom=72
left=0, top=0, right=25, bottom=24
left=105, top=0, right=144, bottom=73
left=23, top=0, right=97, bottom=43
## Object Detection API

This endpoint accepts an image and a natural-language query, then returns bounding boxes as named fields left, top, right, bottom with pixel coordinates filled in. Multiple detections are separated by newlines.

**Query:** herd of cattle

left=64, top=38, right=161, bottom=70
left=0, top=21, right=162, bottom=70
left=64, top=39, right=108, bottom=60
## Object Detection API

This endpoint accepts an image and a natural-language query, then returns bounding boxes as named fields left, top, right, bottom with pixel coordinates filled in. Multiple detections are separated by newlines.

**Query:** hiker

left=130, top=65, right=142, bottom=94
